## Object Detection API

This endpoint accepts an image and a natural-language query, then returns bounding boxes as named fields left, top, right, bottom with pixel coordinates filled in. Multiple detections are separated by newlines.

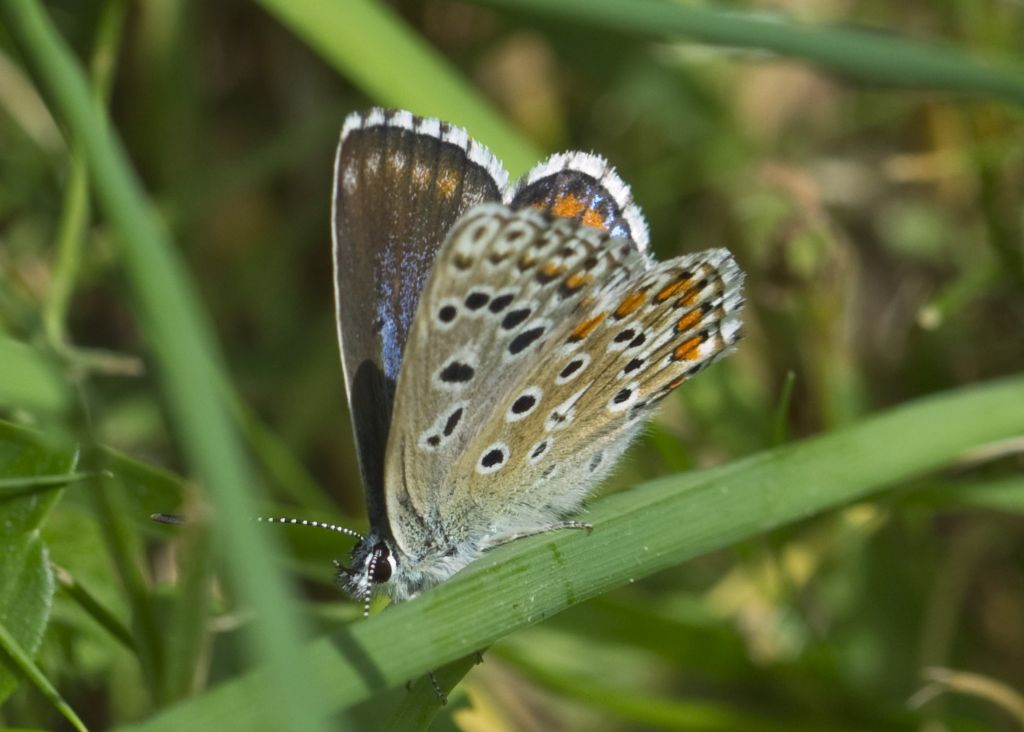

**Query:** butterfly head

left=336, top=532, right=398, bottom=615
left=254, top=517, right=396, bottom=616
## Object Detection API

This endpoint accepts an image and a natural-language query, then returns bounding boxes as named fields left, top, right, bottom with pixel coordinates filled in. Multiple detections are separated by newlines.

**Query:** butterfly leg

left=404, top=672, right=448, bottom=704
left=488, top=520, right=593, bottom=548
left=429, top=670, right=448, bottom=705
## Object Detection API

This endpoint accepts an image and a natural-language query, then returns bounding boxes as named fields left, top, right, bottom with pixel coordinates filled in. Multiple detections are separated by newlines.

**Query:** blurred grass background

left=1, top=0, right=1023, bottom=730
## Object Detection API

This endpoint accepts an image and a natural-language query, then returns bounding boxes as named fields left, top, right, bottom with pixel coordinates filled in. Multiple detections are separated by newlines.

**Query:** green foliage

left=0, top=0, right=1022, bottom=730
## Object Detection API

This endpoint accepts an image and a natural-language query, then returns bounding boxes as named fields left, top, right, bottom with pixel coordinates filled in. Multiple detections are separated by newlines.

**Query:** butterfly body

left=332, top=109, right=743, bottom=606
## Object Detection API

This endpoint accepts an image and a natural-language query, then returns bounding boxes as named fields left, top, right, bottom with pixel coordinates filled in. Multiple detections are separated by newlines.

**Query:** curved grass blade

left=0, top=619, right=88, bottom=732
left=473, top=0, right=1024, bottom=106
left=123, top=374, right=1024, bottom=731
left=255, top=0, right=542, bottom=176
left=0, top=472, right=96, bottom=500
left=0, top=2, right=331, bottom=729
left=52, top=564, right=136, bottom=652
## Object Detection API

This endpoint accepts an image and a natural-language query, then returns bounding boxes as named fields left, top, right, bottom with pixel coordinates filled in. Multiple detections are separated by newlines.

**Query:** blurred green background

left=1, top=0, right=1023, bottom=730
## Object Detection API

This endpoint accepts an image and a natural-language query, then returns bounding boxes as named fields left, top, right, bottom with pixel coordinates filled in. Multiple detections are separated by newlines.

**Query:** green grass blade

left=44, top=0, right=126, bottom=351
left=0, top=619, right=89, bottom=732
left=53, top=564, right=136, bottom=652
left=158, top=521, right=212, bottom=703
left=474, top=0, right=1024, bottom=106
left=908, top=476, right=1024, bottom=515
left=0, top=2, right=331, bottom=729
left=255, top=0, right=542, bottom=176
left=499, top=644, right=853, bottom=732
left=122, top=375, right=1024, bottom=730
left=86, top=465, right=166, bottom=700
left=0, top=472, right=96, bottom=500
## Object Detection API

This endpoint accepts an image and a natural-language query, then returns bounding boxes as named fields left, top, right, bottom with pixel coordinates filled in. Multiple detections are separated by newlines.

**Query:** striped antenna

left=154, top=513, right=365, bottom=543
left=256, top=516, right=364, bottom=541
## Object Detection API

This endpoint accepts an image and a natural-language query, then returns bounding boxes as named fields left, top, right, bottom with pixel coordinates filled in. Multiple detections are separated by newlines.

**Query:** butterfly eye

left=370, top=543, right=393, bottom=583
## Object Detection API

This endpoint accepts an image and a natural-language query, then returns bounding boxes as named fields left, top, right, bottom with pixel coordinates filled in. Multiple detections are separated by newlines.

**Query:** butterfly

left=262, top=108, right=744, bottom=616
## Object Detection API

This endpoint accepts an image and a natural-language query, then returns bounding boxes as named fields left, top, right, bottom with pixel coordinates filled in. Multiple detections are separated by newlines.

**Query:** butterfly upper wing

left=333, top=109, right=507, bottom=530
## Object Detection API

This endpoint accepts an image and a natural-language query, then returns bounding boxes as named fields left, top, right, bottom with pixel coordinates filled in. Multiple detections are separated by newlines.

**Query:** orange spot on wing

left=675, top=309, right=703, bottom=333
left=655, top=278, right=693, bottom=303
left=667, top=375, right=687, bottom=391
left=552, top=193, right=586, bottom=218
left=568, top=312, right=607, bottom=342
left=539, top=194, right=608, bottom=232
left=582, top=209, right=606, bottom=229
left=436, top=169, right=459, bottom=198
left=673, top=336, right=704, bottom=361
left=541, top=261, right=564, bottom=277
left=564, top=271, right=592, bottom=291
left=614, top=290, right=647, bottom=318
left=676, top=287, right=701, bottom=308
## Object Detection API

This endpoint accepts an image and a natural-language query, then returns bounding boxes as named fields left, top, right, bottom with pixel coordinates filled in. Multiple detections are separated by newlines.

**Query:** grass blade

left=53, top=564, right=136, bottom=652
left=43, top=0, right=126, bottom=351
left=474, top=0, right=1024, bottom=106
left=0, top=2, right=331, bottom=729
left=123, top=374, right=1024, bottom=730
left=0, top=619, right=88, bottom=732
left=0, top=472, right=95, bottom=500
left=255, top=0, right=542, bottom=175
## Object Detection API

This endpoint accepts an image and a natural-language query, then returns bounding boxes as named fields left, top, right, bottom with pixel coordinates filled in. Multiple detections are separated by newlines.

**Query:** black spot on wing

left=489, top=293, right=514, bottom=313
left=443, top=407, right=464, bottom=436
left=509, top=326, right=545, bottom=355
left=439, top=361, right=475, bottom=383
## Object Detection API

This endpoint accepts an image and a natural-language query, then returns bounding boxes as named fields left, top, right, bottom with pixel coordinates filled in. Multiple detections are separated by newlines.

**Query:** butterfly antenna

left=362, top=554, right=377, bottom=618
left=256, top=516, right=365, bottom=541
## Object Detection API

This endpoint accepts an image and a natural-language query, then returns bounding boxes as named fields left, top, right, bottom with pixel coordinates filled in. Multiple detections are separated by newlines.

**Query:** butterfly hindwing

left=448, top=227, right=744, bottom=546
left=508, top=151, right=650, bottom=253
left=333, top=109, right=507, bottom=529
left=384, top=204, right=651, bottom=556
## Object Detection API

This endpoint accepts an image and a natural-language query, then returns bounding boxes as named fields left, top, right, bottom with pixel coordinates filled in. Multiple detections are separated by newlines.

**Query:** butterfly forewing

left=333, top=110, right=507, bottom=529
